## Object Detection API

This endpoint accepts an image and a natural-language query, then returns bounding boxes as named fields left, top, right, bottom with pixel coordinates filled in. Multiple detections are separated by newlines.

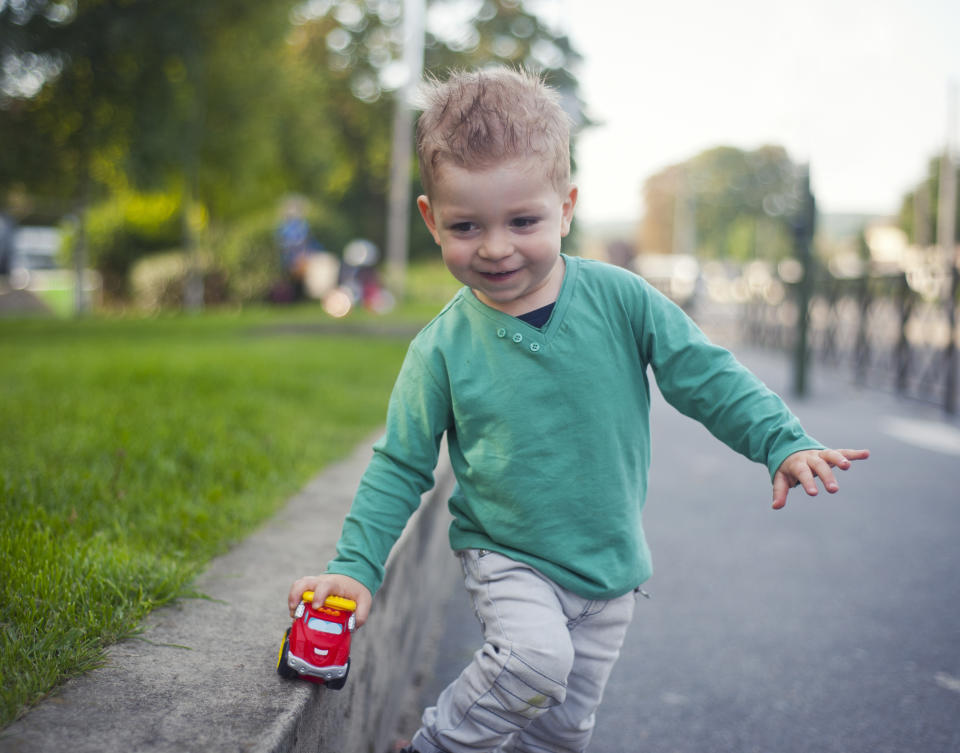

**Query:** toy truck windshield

left=306, top=617, right=344, bottom=635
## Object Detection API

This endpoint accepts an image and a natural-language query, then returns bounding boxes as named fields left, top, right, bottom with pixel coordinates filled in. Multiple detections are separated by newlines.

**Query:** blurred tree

left=2, top=0, right=587, bottom=299
left=1, top=0, right=304, bottom=298
left=639, top=145, right=803, bottom=262
left=897, top=155, right=960, bottom=246
left=285, top=0, right=587, bottom=257
left=2, top=0, right=134, bottom=209
left=0, top=0, right=302, bottom=213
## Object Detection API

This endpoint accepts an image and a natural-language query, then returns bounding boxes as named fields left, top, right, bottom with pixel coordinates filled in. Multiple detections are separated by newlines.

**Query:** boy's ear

left=560, top=185, right=578, bottom=238
left=417, top=195, right=442, bottom=245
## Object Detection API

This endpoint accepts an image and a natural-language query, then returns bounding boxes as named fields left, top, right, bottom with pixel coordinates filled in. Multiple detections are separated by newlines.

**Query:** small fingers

left=811, top=455, right=840, bottom=493
left=839, top=448, right=870, bottom=462
left=772, top=448, right=868, bottom=511
left=353, top=593, right=372, bottom=627
left=772, top=472, right=791, bottom=509
left=819, top=449, right=851, bottom=471
left=288, top=577, right=318, bottom=615
left=823, top=448, right=870, bottom=465
left=309, top=584, right=334, bottom=611
left=817, top=448, right=870, bottom=490
left=795, top=464, right=820, bottom=497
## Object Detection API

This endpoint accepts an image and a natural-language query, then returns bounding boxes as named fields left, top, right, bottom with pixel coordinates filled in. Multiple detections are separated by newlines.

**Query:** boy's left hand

left=772, top=448, right=870, bottom=510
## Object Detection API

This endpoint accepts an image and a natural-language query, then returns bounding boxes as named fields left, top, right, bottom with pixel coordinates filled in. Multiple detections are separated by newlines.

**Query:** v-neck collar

left=460, top=254, right=579, bottom=343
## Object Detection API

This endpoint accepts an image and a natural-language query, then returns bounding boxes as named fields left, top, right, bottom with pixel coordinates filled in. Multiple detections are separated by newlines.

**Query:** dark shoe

left=393, top=742, right=448, bottom=753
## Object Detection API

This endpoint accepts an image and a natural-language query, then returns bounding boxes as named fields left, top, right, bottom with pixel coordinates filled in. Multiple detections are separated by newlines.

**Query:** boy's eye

left=511, top=217, right=540, bottom=229
left=449, top=222, right=476, bottom=234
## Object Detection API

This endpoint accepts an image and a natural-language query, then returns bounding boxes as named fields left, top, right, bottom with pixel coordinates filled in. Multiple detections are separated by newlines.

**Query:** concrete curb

left=0, top=434, right=458, bottom=753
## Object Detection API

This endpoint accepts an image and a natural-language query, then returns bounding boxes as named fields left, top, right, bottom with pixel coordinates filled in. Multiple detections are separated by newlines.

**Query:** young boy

left=288, top=68, right=868, bottom=753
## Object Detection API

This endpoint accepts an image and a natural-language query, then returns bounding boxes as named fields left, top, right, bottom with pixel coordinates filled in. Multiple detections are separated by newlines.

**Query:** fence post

left=895, top=273, right=911, bottom=395
left=937, top=87, right=957, bottom=412
left=946, top=257, right=958, bottom=414
left=854, top=273, right=870, bottom=384
left=791, top=165, right=816, bottom=398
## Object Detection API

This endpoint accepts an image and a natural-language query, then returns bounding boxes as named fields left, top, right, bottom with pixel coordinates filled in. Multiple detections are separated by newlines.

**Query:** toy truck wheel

left=325, top=658, right=350, bottom=690
left=277, top=628, right=298, bottom=679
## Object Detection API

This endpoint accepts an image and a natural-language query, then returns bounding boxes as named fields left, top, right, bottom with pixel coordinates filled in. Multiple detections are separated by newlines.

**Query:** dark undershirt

left=516, top=302, right=555, bottom=329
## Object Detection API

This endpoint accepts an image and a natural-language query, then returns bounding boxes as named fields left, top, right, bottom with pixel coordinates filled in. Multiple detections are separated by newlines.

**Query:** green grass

left=32, top=287, right=74, bottom=318
left=0, top=265, right=460, bottom=727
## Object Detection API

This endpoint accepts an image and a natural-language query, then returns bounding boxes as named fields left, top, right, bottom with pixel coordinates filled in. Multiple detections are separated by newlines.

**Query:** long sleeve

left=325, top=345, right=453, bottom=596
left=635, top=281, right=822, bottom=479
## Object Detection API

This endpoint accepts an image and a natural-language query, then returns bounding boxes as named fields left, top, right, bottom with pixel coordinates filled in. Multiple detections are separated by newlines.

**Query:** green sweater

left=327, top=255, right=821, bottom=599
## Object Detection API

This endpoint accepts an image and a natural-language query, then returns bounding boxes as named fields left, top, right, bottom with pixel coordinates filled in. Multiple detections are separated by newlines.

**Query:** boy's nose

left=478, top=230, right=512, bottom=260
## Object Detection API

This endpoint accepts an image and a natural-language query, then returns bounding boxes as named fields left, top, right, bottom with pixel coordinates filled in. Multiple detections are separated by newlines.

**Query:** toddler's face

left=417, top=159, right=577, bottom=316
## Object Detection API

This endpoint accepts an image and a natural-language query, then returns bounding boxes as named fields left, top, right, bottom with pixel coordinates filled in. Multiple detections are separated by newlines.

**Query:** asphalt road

left=414, top=346, right=960, bottom=753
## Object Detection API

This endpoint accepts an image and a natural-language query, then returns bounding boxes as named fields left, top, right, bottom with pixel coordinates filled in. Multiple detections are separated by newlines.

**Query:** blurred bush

left=63, top=190, right=184, bottom=300
left=211, top=202, right=352, bottom=306
left=209, top=211, right=282, bottom=305
left=129, top=251, right=227, bottom=312
left=126, top=199, right=354, bottom=309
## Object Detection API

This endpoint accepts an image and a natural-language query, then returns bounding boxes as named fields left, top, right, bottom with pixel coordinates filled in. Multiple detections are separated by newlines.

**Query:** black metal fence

left=740, top=265, right=959, bottom=413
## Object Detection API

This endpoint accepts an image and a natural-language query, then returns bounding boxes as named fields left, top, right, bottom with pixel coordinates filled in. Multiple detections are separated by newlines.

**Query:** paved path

left=415, top=346, right=960, bottom=753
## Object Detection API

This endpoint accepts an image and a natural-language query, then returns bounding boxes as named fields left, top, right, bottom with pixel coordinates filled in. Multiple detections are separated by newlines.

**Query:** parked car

left=9, top=225, right=62, bottom=289
left=277, top=592, right=356, bottom=689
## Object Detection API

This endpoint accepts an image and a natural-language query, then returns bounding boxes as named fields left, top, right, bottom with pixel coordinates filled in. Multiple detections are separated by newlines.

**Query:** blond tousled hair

left=415, top=68, right=572, bottom=197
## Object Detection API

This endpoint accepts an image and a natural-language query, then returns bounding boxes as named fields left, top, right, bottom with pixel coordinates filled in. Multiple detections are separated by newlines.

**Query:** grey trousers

left=412, top=549, right=639, bottom=753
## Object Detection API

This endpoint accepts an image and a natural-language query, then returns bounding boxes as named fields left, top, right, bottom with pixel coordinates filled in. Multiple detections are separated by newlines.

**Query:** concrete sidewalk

left=0, top=435, right=458, bottom=753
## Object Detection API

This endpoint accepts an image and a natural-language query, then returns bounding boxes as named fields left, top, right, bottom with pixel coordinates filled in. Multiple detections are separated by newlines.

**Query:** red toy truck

left=277, top=591, right=356, bottom=689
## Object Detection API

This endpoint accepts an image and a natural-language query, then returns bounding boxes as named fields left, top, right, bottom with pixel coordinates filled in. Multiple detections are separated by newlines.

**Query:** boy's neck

left=515, top=301, right=555, bottom=329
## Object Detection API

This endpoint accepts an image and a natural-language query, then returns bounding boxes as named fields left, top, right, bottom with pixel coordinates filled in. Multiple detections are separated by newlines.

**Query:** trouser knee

left=488, top=637, right=574, bottom=720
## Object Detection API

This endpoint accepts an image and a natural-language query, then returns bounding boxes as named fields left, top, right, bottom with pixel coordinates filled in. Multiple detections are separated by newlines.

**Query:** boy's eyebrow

left=438, top=198, right=553, bottom=216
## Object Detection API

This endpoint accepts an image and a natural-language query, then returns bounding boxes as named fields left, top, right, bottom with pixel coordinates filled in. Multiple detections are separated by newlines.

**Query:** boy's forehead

left=430, top=158, right=561, bottom=195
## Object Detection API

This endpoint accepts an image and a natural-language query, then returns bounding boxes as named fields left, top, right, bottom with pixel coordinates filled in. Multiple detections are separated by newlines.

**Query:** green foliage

left=128, top=251, right=228, bottom=311
left=209, top=201, right=356, bottom=305
left=640, top=145, right=801, bottom=261
left=287, top=0, right=588, bottom=258
left=296, top=0, right=583, bottom=109
left=206, top=212, right=282, bottom=305
left=2, top=0, right=588, bottom=294
left=64, top=189, right=184, bottom=298
left=0, top=311, right=411, bottom=726
left=897, top=155, right=960, bottom=245
left=1, top=0, right=301, bottom=206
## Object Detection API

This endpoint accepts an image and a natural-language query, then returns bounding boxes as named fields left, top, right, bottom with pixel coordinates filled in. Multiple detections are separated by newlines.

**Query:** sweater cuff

left=324, top=561, right=383, bottom=599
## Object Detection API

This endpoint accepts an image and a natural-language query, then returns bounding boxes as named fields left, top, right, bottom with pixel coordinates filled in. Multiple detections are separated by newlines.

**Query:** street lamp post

left=938, top=84, right=957, bottom=413
left=385, top=0, right=425, bottom=300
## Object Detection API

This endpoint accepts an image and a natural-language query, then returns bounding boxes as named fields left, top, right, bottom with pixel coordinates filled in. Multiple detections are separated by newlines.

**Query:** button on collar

left=496, top=328, right=507, bottom=338
left=529, top=342, right=541, bottom=352
left=512, top=333, right=523, bottom=343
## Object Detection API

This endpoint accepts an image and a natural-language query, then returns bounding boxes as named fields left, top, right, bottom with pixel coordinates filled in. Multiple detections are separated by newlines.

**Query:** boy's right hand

left=288, top=574, right=373, bottom=627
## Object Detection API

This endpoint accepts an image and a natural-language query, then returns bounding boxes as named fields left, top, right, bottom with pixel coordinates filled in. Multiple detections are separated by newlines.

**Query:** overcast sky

left=543, top=0, right=960, bottom=225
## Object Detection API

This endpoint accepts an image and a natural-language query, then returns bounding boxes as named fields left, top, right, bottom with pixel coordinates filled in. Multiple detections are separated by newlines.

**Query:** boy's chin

left=472, top=289, right=535, bottom=315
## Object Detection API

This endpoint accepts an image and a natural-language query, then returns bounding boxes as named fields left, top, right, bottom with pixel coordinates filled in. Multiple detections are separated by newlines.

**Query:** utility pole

left=672, top=167, right=695, bottom=257
left=183, top=41, right=205, bottom=312
left=72, top=200, right=88, bottom=317
left=913, top=179, right=930, bottom=247
left=73, top=100, right=94, bottom=317
left=791, top=164, right=816, bottom=398
left=385, top=0, right=425, bottom=300
left=939, top=82, right=958, bottom=413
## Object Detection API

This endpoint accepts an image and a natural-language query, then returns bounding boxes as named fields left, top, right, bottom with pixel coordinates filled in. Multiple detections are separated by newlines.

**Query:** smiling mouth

left=478, top=269, right=519, bottom=281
